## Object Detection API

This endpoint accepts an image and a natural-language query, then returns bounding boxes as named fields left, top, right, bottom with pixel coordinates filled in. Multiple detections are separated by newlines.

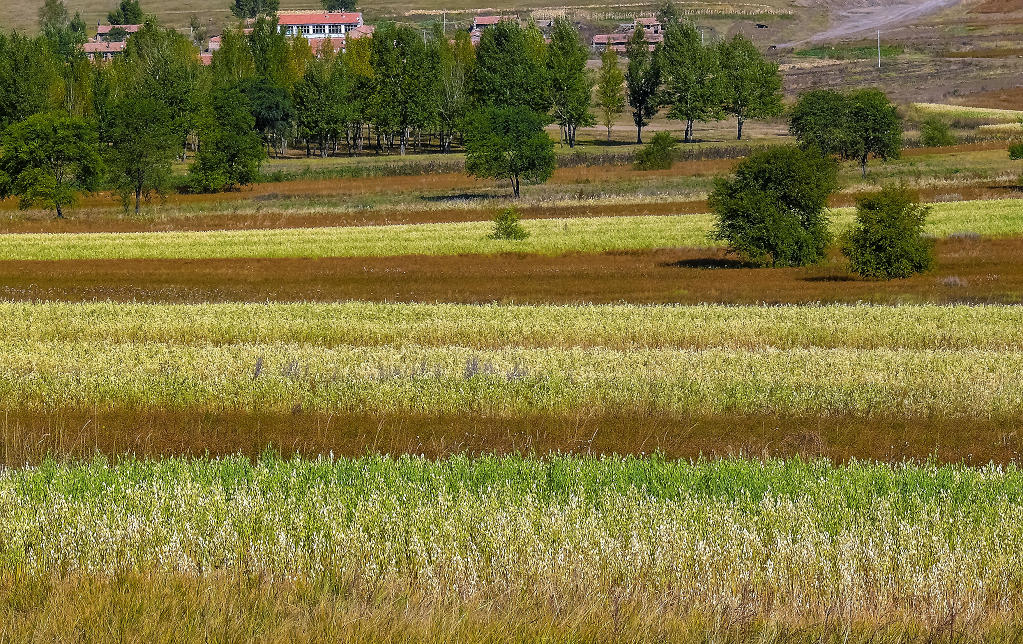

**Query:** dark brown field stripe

left=1, top=238, right=1021, bottom=305
left=3, top=409, right=1022, bottom=466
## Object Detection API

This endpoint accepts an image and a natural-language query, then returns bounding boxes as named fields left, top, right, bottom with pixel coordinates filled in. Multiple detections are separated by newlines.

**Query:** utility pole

left=877, top=30, right=881, bottom=69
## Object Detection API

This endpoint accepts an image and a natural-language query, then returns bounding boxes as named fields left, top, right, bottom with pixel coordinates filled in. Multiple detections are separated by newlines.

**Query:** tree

left=789, top=89, right=847, bottom=156
left=38, top=0, right=70, bottom=36
left=547, top=18, right=593, bottom=147
left=211, top=24, right=255, bottom=87
left=231, top=0, right=279, bottom=20
left=845, top=88, right=902, bottom=177
left=920, top=116, right=954, bottom=147
left=595, top=47, right=625, bottom=142
left=709, top=145, right=838, bottom=267
left=108, top=0, right=143, bottom=25
left=489, top=206, right=529, bottom=240
left=341, top=36, right=373, bottom=152
left=0, top=33, right=64, bottom=130
left=717, top=34, right=782, bottom=140
left=248, top=16, right=292, bottom=88
left=294, top=55, right=343, bottom=157
left=469, top=21, right=550, bottom=113
left=841, top=185, right=933, bottom=279
left=104, top=93, right=177, bottom=214
left=322, top=0, right=356, bottom=10
left=625, top=27, right=659, bottom=144
left=238, top=77, right=294, bottom=157
left=188, top=85, right=265, bottom=192
left=0, top=111, right=102, bottom=219
left=790, top=88, right=902, bottom=176
left=370, top=23, right=438, bottom=155
left=464, top=107, right=555, bottom=198
left=434, top=28, right=474, bottom=152
left=658, top=20, right=721, bottom=142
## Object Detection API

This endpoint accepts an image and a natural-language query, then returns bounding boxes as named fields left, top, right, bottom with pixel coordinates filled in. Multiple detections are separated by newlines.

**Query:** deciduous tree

left=464, top=107, right=555, bottom=198
left=0, top=111, right=102, bottom=219
left=595, top=46, right=625, bottom=141
left=659, top=20, right=721, bottom=142
left=625, top=26, right=659, bottom=144
left=717, top=33, right=782, bottom=140
left=107, top=0, right=143, bottom=25
left=547, top=18, right=593, bottom=147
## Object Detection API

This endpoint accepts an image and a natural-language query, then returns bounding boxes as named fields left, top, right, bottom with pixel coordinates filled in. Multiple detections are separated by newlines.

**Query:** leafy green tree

left=920, top=116, right=954, bottom=147
left=188, top=85, right=265, bottom=192
left=434, top=28, right=474, bottom=152
left=465, top=107, right=555, bottom=198
left=38, top=0, right=70, bottom=37
left=658, top=20, right=721, bottom=142
left=789, top=89, right=847, bottom=156
left=211, top=24, right=255, bottom=87
left=238, top=76, right=294, bottom=157
left=0, top=111, right=102, bottom=219
left=717, top=34, right=782, bottom=140
left=469, top=21, right=550, bottom=113
left=370, top=23, right=439, bottom=155
left=104, top=93, right=177, bottom=214
left=547, top=18, right=593, bottom=147
left=108, top=0, right=143, bottom=25
left=341, top=36, right=373, bottom=152
left=294, top=55, right=345, bottom=156
left=624, top=27, right=660, bottom=144
left=595, top=46, right=625, bottom=141
left=845, top=88, right=902, bottom=177
left=710, top=145, right=838, bottom=267
left=231, top=0, right=279, bottom=20
left=105, top=26, right=129, bottom=42
left=841, top=185, right=934, bottom=279
left=634, top=131, right=676, bottom=170
left=248, top=16, right=292, bottom=89
left=322, top=0, right=356, bottom=10
left=0, top=33, right=63, bottom=129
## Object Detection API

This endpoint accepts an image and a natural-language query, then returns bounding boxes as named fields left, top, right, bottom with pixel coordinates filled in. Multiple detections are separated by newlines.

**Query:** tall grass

left=1, top=454, right=1022, bottom=637
left=4, top=198, right=1023, bottom=260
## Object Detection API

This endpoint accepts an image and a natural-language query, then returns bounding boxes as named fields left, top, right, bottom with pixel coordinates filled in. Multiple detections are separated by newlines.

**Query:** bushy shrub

left=920, top=117, right=955, bottom=147
left=709, top=145, right=838, bottom=267
left=841, top=185, right=934, bottom=279
left=490, top=207, right=529, bottom=240
left=1009, top=142, right=1023, bottom=160
left=634, top=132, right=676, bottom=170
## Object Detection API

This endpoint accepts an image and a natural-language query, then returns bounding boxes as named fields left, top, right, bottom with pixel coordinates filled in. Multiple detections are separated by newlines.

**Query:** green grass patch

left=4, top=198, right=1023, bottom=260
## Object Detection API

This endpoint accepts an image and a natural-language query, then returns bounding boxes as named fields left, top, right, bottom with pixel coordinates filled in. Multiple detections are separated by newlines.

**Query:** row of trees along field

left=0, top=0, right=783, bottom=212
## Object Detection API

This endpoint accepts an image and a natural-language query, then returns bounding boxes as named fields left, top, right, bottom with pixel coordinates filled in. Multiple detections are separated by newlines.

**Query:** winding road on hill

left=783, top=0, right=962, bottom=46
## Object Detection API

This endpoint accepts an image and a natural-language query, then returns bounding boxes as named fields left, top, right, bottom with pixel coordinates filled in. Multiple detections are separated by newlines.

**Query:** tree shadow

left=804, top=275, right=857, bottom=282
left=420, top=192, right=501, bottom=203
left=661, top=257, right=750, bottom=270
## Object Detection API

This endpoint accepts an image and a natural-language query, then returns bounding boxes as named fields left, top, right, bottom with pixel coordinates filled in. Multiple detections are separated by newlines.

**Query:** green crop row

left=6, top=301, right=1023, bottom=350
left=3, top=198, right=1022, bottom=260
left=1, top=454, right=1021, bottom=625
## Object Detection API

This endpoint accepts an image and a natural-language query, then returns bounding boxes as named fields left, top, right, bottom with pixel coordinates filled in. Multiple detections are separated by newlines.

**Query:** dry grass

left=1, top=237, right=1022, bottom=305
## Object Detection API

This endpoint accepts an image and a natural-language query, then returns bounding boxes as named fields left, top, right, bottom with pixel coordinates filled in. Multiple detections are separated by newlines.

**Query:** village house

left=276, top=11, right=364, bottom=39
left=591, top=17, right=663, bottom=53
left=82, top=22, right=142, bottom=60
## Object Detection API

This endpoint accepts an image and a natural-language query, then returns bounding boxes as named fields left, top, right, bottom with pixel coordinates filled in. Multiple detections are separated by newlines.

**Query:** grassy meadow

left=4, top=100, right=1023, bottom=639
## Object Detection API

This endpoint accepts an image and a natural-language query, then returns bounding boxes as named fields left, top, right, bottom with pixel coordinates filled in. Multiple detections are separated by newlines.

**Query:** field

left=4, top=455, right=1023, bottom=640
left=4, top=44, right=1023, bottom=636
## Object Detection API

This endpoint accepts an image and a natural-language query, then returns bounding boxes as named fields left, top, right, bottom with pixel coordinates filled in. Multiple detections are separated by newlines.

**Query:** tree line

left=0, top=0, right=788, bottom=214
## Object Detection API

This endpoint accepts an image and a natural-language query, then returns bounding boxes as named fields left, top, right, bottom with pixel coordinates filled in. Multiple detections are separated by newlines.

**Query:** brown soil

left=954, top=85, right=1023, bottom=109
left=3, top=410, right=1020, bottom=466
left=2, top=238, right=1020, bottom=305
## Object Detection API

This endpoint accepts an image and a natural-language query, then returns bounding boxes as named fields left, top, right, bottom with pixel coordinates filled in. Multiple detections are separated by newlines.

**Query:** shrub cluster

left=633, top=132, right=677, bottom=170
left=841, top=185, right=934, bottom=280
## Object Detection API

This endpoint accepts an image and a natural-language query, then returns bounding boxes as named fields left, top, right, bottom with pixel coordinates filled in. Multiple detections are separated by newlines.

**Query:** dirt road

left=784, top=0, right=961, bottom=46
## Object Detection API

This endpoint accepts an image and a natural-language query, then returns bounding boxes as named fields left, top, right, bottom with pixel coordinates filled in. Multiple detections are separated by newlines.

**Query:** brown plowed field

left=3, top=237, right=1020, bottom=304
left=3, top=410, right=1020, bottom=466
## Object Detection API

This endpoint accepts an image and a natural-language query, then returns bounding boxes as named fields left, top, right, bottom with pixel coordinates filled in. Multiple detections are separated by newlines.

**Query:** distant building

left=470, top=14, right=516, bottom=44
left=83, top=40, right=127, bottom=61
left=591, top=17, right=663, bottom=53
left=276, top=11, right=364, bottom=39
left=92, top=23, right=142, bottom=41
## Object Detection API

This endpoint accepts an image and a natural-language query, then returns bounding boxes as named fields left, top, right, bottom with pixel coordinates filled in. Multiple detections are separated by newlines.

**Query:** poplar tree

left=717, top=33, right=782, bottom=140
left=595, top=46, right=625, bottom=141
left=547, top=18, right=593, bottom=147
left=659, top=20, right=721, bottom=142
left=624, top=26, right=659, bottom=144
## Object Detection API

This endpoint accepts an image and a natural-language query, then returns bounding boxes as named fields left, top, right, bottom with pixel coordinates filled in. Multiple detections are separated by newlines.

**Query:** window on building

left=284, top=26, right=295, bottom=35
left=329, top=24, right=344, bottom=34
left=299, top=25, right=310, bottom=34
left=312, top=24, right=326, bottom=34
